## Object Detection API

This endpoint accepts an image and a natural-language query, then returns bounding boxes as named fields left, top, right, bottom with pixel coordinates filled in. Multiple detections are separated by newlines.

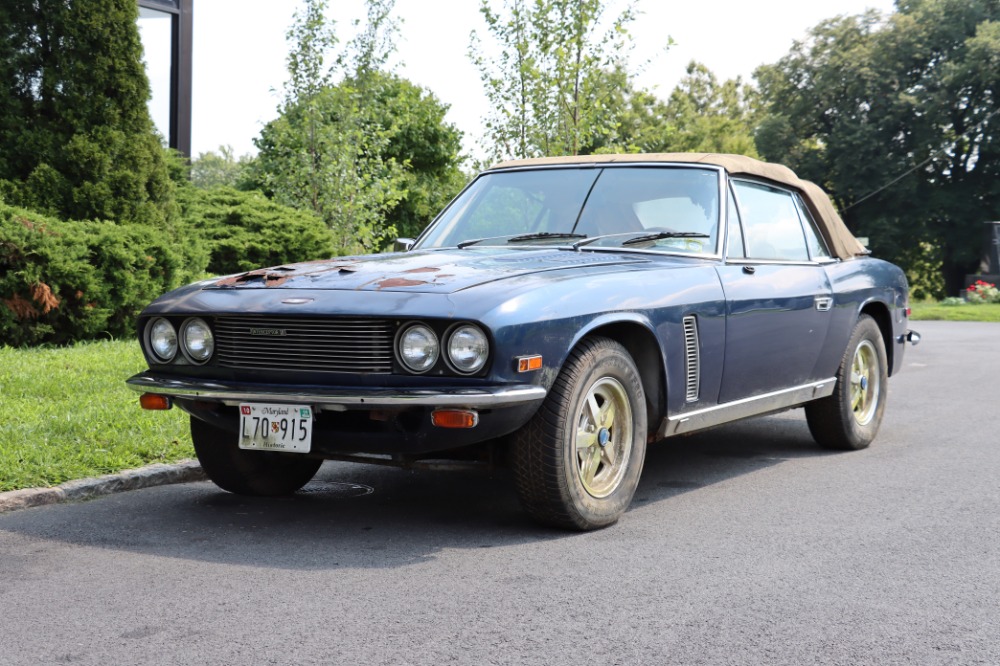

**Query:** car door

left=715, top=179, right=836, bottom=403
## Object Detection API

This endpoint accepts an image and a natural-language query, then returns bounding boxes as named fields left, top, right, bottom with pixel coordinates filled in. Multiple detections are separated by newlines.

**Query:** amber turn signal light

left=517, top=355, right=543, bottom=372
left=431, top=410, right=479, bottom=429
left=139, top=393, right=172, bottom=410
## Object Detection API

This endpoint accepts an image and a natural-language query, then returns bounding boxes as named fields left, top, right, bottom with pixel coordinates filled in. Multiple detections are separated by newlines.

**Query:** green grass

left=909, top=302, right=1000, bottom=322
left=0, top=340, right=192, bottom=492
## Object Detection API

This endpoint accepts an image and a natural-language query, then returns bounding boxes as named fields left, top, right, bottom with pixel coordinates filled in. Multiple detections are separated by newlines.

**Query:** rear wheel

left=510, top=337, right=647, bottom=530
left=806, top=315, right=888, bottom=450
left=191, top=416, right=322, bottom=495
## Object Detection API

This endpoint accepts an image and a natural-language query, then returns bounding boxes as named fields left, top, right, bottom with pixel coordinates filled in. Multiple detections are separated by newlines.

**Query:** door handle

left=815, top=296, right=833, bottom=311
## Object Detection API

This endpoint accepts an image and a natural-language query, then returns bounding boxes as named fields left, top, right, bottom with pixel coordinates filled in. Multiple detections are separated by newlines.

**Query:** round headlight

left=447, top=325, right=489, bottom=374
left=181, top=318, right=214, bottom=363
left=147, top=318, right=177, bottom=362
left=398, top=324, right=439, bottom=373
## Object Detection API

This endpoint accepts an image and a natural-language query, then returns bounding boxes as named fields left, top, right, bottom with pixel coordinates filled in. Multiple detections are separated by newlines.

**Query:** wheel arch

left=860, top=299, right=894, bottom=376
left=575, top=319, right=666, bottom=433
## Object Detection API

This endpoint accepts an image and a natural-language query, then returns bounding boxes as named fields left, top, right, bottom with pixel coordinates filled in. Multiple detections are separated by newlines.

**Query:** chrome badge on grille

left=249, top=327, right=287, bottom=337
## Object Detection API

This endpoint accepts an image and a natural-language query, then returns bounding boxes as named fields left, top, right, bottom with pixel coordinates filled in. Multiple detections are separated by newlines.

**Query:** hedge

left=1, top=188, right=335, bottom=346
left=0, top=204, right=199, bottom=345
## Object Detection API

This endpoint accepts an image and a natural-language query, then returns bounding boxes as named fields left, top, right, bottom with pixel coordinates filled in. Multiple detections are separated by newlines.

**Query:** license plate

left=238, top=403, right=313, bottom=453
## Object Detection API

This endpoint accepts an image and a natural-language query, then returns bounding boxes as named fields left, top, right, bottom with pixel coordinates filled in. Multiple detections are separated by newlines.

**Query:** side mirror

left=394, top=238, right=415, bottom=252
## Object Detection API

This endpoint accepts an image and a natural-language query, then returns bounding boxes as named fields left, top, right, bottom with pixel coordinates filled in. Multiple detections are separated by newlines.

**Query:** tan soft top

left=489, top=153, right=866, bottom=259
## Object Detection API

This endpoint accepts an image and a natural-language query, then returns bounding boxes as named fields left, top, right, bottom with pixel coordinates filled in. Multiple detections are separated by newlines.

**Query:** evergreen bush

left=176, top=186, right=335, bottom=275
left=0, top=204, right=200, bottom=346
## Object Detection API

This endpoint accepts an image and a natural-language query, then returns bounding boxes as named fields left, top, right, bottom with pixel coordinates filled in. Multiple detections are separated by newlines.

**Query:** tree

left=0, top=0, right=175, bottom=227
left=470, top=0, right=642, bottom=160
left=755, top=0, right=1000, bottom=295
left=190, top=146, right=255, bottom=190
left=251, top=0, right=463, bottom=252
left=605, top=62, right=760, bottom=156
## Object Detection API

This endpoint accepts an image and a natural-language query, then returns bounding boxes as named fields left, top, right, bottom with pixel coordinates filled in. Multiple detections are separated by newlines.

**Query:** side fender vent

left=683, top=315, right=700, bottom=402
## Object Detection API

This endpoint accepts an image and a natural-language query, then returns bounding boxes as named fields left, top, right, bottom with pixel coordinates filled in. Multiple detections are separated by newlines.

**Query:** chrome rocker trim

left=658, top=378, right=837, bottom=438
left=126, top=372, right=547, bottom=410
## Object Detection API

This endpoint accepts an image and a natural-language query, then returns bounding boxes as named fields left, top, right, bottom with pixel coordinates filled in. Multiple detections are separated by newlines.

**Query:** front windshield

left=416, top=166, right=721, bottom=254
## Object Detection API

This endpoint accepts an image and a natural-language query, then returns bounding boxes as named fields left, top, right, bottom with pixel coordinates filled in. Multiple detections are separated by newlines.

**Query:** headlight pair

left=146, top=317, right=214, bottom=364
left=397, top=323, right=489, bottom=375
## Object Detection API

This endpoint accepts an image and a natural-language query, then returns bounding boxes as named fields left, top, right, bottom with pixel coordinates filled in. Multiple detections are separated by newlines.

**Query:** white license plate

left=238, top=403, right=313, bottom=453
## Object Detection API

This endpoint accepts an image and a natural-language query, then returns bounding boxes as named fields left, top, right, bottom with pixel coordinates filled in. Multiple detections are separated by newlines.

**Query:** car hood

left=204, top=248, right=656, bottom=295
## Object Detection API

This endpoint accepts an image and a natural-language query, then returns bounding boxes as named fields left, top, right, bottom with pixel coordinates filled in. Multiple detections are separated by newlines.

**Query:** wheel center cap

left=860, top=376, right=868, bottom=390
left=598, top=428, right=611, bottom=447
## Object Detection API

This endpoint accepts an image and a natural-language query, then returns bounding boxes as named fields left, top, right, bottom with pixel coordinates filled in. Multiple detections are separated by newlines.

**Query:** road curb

left=0, top=460, right=206, bottom=515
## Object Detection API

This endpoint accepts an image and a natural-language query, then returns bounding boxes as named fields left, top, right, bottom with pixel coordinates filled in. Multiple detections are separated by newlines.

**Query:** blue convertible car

left=128, top=153, right=919, bottom=530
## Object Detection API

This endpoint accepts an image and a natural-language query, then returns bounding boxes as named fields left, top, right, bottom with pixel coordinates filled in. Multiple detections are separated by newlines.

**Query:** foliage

left=470, top=0, right=642, bottom=160
left=250, top=0, right=464, bottom=253
left=965, top=279, right=1000, bottom=303
left=0, top=340, right=192, bottom=492
left=176, top=186, right=334, bottom=275
left=899, top=241, right=946, bottom=301
left=606, top=62, right=760, bottom=156
left=754, top=0, right=1000, bottom=294
left=190, top=146, right=256, bottom=190
left=0, top=204, right=199, bottom=346
left=0, top=0, right=175, bottom=227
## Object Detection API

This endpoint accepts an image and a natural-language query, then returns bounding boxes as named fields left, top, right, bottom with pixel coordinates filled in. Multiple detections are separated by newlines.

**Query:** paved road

left=1, top=321, right=998, bottom=666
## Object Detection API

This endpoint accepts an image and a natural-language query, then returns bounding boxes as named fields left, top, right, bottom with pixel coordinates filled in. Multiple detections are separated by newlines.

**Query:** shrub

left=176, top=186, right=335, bottom=275
left=966, top=280, right=1000, bottom=304
left=0, top=204, right=200, bottom=346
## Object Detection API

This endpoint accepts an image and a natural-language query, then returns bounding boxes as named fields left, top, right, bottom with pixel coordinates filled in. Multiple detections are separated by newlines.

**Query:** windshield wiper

left=457, top=232, right=585, bottom=249
left=620, top=231, right=709, bottom=246
left=507, top=232, right=586, bottom=243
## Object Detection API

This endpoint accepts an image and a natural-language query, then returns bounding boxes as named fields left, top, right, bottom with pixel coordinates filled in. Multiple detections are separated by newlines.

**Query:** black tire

left=191, top=416, right=322, bottom=496
left=510, top=337, right=647, bottom=530
left=806, top=315, right=888, bottom=450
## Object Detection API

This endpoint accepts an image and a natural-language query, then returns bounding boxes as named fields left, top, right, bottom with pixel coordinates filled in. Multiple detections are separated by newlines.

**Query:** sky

left=166, top=0, right=898, bottom=160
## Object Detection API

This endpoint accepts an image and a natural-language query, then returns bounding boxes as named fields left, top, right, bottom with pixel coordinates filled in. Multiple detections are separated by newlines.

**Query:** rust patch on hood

left=403, top=266, right=439, bottom=273
left=375, top=277, right=428, bottom=289
left=215, top=269, right=292, bottom=287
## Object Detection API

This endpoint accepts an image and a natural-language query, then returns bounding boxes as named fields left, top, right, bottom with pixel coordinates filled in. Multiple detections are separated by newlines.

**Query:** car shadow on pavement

left=0, top=412, right=837, bottom=570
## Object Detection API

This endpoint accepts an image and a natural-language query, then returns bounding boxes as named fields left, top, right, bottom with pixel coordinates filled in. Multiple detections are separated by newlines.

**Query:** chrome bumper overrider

left=126, top=372, right=547, bottom=409
left=899, top=330, right=921, bottom=346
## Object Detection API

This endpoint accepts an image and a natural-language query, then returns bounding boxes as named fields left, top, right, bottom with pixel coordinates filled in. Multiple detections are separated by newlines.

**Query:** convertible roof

left=488, top=153, right=867, bottom=259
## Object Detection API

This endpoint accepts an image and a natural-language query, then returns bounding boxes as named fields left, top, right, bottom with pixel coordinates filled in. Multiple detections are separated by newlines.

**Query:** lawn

left=909, top=302, right=1000, bottom=322
left=0, top=340, right=192, bottom=492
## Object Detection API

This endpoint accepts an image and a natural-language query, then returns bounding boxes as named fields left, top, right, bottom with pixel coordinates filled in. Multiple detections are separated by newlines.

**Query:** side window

left=726, top=186, right=745, bottom=259
left=793, top=194, right=832, bottom=260
left=731, top=181, right=810, bottom=261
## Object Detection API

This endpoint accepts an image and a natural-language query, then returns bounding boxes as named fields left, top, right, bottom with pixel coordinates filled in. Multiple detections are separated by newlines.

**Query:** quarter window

left=726, top=186, right=746, bottom=259
left=731, top=181, right=810, bottom=261
left=794, top=194, right=832, bottom=260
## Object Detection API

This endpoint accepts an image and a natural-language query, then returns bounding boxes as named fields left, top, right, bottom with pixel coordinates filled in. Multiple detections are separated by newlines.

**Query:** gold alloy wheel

left=850, top=339, right=881, bottom=426
left=575, top=376, right=633, bottom=498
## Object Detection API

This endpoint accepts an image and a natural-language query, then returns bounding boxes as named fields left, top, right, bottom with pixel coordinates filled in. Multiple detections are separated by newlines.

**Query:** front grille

left=213, top=316, right=394, bottom=374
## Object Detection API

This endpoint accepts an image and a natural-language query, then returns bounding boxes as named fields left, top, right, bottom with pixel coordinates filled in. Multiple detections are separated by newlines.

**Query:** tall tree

left=755, top=0, right=1000, bottom=294
left=251, top=0, right=463, bottom=252
left=470, top=0, right=641, bottom=161
left=0, top=0, right=175, bottom=226
left=607, top=62, right=759, bottom=156
left=252, top=0, right=405, bottom=254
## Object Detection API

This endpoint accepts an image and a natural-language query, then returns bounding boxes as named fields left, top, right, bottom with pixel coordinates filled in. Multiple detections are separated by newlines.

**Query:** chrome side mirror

left=394, top=238, right=415, bottom=252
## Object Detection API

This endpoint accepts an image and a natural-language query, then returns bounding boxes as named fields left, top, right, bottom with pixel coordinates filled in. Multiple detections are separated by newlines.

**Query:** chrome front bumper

left=126, top=372, right=547, bottom=410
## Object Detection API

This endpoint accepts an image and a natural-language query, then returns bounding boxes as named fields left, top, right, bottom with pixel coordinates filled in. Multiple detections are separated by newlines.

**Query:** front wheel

left=806, top=315, right=888, bottom=450
left=191, top=416, right=323, bottom=496
left=510, top=337, right=647, bottom=530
